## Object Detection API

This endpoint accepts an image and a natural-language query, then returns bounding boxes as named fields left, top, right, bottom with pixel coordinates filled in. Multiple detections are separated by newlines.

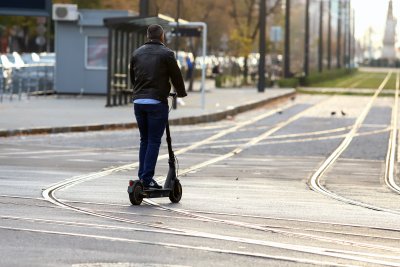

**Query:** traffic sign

left=270, top=26, right=282, bottom=42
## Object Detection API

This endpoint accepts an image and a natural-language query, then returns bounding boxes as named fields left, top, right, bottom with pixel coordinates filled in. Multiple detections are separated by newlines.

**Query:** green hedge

left=299, top=68, right=357, bottom=86
left=276, top=68, right=357, bottom=88
left=278, top=78, right=299, bottom=88
left=215, top=68, right=357, bottom=89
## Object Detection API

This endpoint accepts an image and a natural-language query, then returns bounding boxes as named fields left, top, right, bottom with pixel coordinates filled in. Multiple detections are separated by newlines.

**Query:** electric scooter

left=127, top=93, right=182, bottom=205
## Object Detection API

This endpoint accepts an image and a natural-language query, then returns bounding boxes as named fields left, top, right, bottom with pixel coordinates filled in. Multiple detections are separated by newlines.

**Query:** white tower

left=382, top=0, right=397, bottom=63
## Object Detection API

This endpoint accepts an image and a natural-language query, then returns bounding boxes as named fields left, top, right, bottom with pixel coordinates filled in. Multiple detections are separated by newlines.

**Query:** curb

left=0, top=91, right=296, bottom=138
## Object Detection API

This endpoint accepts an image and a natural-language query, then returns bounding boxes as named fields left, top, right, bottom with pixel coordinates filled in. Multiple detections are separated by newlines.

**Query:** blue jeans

left=134, top=103, right=169, bottom=184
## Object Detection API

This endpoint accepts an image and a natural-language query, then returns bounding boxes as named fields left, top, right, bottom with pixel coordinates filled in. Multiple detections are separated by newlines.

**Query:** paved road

left=1, top=72, right=400, bottom=266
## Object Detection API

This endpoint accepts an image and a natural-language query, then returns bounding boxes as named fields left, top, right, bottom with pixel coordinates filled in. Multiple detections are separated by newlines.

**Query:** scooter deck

left=142, top=188, right=171, bottom=198
left=128, top=180, right=172, bottom=197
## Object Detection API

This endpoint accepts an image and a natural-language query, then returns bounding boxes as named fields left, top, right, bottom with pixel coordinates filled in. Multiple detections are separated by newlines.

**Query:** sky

left=353, top=0, right=399, bottom=47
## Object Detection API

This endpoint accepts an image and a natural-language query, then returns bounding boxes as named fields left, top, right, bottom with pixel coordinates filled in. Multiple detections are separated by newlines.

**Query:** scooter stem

left=165, top=122, right=175, bottom=167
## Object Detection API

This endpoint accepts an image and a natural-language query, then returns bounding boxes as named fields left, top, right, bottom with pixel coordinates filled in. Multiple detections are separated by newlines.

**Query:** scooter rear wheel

left=129, top=182, right=143, bottom=205
left=169, top=180, right=182, bottom=203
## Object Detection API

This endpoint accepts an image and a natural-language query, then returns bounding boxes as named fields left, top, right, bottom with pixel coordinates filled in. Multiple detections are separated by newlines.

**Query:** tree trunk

left=243, top=56, right=249, bottom=85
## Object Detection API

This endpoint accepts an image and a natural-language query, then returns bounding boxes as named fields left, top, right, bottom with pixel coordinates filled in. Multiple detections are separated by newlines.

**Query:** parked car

left=0, top=54, right=13, bottom=80
left=0, top=52, right=55, bottom=94
left=21, top=53, right=40, bottom=65
left=0, top=54, right=14, bottom=69
left=38, top=53, right=55, bottom=64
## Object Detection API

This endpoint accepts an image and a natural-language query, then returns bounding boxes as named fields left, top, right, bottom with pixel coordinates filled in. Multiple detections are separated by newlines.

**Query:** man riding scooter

left=129, top=24, right=187, bottom=189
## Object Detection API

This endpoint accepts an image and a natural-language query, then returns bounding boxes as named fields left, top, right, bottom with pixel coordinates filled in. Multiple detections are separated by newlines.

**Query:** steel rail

left=3, top=195, right=400, bottom=242
left=2, top=214, right=400, bottom=266
left=1, top=222, right=400, bottom=266
left=41, top=98, right=400, bottom=265
left=2, top=214, right=398, bottom=254
left=384, top=72, right=400, bottom=194
left=41, top=101, right=299, bottom=200
left=144, top=200, right=400, bottom=254
left=307, top=72, right=400, bottom=214
left=201, top=127, right=390, bottom=150
left=0, top=225, right=363, bottom=267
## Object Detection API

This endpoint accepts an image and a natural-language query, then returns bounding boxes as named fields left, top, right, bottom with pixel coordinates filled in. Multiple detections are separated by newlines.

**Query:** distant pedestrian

left=212, top=64, right=220, bottom=75
left=130, top=24, right=187, bottom=189
left=185, top=55, right=193, bottom=81
left=212, top=64, right=221, bottom=78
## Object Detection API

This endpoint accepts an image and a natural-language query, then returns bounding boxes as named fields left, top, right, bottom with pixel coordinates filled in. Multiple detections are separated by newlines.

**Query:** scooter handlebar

left=169, top=92, right=177, bottom=98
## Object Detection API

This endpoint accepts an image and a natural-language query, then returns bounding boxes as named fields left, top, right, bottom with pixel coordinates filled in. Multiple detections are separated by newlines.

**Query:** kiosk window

left=86, top=36, right=108, bottom=69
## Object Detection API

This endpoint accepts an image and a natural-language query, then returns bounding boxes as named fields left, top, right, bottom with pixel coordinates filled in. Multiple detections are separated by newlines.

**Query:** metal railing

left=0, top=63, right=54, bottom=102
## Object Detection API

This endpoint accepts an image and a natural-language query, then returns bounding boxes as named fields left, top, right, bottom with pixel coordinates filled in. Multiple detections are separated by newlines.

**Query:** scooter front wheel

left=129, top=182, right=143, bottom=205
left=169, top=180, right=182, bottom=203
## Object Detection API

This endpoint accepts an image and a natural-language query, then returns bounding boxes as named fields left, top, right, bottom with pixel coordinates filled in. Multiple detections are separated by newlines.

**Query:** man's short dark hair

left=147, top=24, right=164, bottom=40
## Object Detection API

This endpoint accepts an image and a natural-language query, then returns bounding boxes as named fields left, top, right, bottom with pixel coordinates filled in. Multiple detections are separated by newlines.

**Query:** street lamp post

left=343, top=0, right=348, bottom=67
left=351, top=9, right=355, bottom=67
left=284, top=0, right=291, bottom=78
left=304, top=0, right=310, bottom=76
left=173, top=0, right=181, bottom=109
left=337, top=0, right=342, bottom=68
left=258, top=0, right=266, bottom=92
left=318, top=0, right=323, bottom=72
left=327, top=0, right=331, bottom=69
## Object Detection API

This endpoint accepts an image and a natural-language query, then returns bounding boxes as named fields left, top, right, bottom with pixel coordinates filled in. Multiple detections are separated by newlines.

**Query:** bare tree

left=229, top=0, right=282, bottom=83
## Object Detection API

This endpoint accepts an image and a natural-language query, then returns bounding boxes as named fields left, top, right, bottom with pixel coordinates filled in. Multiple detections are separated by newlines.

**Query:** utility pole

left=327, top=0, right=331, bottom=69
left=318, top=0, right=323, bottom=72
left=173, top=0, right=181, bottom=109
left=347, top=1, right=352, bottom=67
left=343, top=0, right=348, bottom=67
left=284, top=0, right=291, bottom=78
left=303, top=0, right=310, bottom=76
left=352, top=8, right=355, bottom=67
left=258, top=0, right=266, bottom=92
left=139, top=0, right=148, bottom=16
left=337, top=0, right=342, bottom=68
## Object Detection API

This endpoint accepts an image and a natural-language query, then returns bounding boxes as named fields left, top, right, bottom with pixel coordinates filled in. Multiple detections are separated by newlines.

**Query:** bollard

left=27, top=72, right=31, bottom=100
left=44, top=65, right=48, bottom=93
left=0, top=77, right=3, bottom=103
left=18, top=75, right=22, bottom=101
left=9, top=75, right=13, bottom=102
left=36, top=67, right=40, bottom=96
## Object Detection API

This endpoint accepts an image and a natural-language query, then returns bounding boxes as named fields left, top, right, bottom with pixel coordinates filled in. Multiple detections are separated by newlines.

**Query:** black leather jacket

left=130, top=40, right=187, bottom=102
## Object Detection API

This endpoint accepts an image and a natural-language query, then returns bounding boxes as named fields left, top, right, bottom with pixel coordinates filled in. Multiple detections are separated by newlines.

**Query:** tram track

left=36, top=93, right=400, bottom=265
left=43, top=99, right=390, bottom=266
left=5, top=194, right=400, bottom=256
left=308, top=71, right=400, bottom=214
left=384, top=72, right=400, bottom=194
left=0, top=225, right=366, bottom=267
left=41, top=101, right=302, bottom=202
left=2, top=215, right=400, bottom=266
left=3, top=198, right=400, bottom=264
left=3, top=194, right=400, bottom=241
left=136, top=71, right=400, bottom=264
left=196, top=126, right=389, bottom=149
left=2, top=75, right=386, bottom=265
left=138, top=70, right=398, bottom=248
left=0, top=123, right=387, bottom=158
